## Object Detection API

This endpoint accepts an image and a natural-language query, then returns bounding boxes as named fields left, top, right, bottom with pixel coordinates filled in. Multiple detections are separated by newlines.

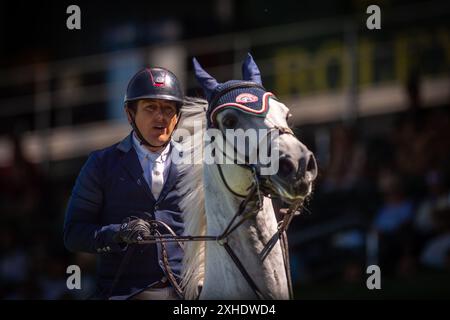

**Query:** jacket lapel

left=117, top=133, right=156, bottom=202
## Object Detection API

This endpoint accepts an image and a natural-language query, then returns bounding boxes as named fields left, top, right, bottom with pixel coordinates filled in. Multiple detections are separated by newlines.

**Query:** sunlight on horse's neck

left=200, top=163, right=290, bottom=300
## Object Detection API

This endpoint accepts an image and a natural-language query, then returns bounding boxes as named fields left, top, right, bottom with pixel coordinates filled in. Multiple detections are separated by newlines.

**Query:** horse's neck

left=200, top=164, right=290, bottom=299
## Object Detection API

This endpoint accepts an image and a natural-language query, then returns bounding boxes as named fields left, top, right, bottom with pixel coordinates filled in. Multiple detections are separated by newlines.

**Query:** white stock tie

left=151, top=159, right=164, bottom=200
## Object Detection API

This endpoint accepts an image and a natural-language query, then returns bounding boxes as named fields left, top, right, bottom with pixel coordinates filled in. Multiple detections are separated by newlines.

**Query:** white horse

left=174, top=54, right=317, bottom=300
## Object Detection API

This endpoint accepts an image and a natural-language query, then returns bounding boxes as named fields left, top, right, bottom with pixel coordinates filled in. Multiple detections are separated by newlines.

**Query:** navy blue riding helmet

left=124, top=67, right=184, bottom=147
left=124, top=67, right=184, bottom=107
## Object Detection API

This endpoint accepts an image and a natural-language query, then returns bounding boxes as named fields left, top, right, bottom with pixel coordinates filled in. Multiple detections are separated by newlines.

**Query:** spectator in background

left=372, top=168, right=415, bottom=276
left=0, top=226, right=28, bottom=291
left=415, top=169, right=450, bottom=237
left=420, top=210, right=450, bottom=271
left=415, top=169, right=450, bottom=270
left=0, top=133, right=44, bottom=222
left=0, top=133, right=44, bottom=298
left=322, top=125, right=367, bottom=193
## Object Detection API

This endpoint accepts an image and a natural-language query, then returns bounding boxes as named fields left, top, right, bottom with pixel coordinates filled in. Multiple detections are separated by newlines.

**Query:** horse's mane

left=175, top=96, right=208, bottom=299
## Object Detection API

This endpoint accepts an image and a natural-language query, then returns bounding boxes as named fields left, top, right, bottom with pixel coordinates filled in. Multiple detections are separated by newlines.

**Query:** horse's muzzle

left=263, top=151, right=317, bottom=202
left=278, top=151, right=317, bottom=183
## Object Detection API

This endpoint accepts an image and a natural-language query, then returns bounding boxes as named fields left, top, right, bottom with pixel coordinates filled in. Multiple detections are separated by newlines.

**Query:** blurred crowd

left=0, top=135, right=97, bottom=299
left=291, top=94, right=450, bottom=285
left=1, top=85, right=450, bottom=299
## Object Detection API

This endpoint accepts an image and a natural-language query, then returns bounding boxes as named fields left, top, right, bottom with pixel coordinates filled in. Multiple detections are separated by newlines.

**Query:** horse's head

left=193, top=54, right=317, bottom=204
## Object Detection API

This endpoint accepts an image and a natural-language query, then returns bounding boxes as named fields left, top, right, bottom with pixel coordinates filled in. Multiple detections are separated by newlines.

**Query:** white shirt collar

left=132, top=132, right=171, bottom=163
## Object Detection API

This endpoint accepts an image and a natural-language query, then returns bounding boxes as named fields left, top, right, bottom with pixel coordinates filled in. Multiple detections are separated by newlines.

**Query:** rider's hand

left=114, top=217, right=151, bottom=244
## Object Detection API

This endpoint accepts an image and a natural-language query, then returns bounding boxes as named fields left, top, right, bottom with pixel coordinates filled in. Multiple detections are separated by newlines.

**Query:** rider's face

left=128, top=99, right=178, bottom=151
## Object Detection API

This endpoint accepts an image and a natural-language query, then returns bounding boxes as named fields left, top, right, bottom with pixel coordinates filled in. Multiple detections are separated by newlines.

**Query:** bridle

left=109, top=85, right=305, bottom=300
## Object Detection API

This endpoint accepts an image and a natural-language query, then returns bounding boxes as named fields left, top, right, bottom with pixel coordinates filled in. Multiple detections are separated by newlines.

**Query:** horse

left=173, top=53, right=317, bottom=300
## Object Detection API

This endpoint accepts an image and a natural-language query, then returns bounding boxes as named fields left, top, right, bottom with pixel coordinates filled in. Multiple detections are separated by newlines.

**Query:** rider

left=64, top=67, right=186, bottom=300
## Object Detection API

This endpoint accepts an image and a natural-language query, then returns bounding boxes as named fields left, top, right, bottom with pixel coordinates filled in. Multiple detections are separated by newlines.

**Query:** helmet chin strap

left=126, top=108, right=181, bottom=150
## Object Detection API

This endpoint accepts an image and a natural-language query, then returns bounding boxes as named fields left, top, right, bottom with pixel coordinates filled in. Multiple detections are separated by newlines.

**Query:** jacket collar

left=117, top=131, right=183, bottom=203
left=117, top=131, right=182, bottom=155
left=117, top=132, right=134, bottom=153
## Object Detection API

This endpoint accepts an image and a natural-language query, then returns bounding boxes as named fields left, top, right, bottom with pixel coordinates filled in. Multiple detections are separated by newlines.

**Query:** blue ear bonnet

left=207, top=81, right=270, bottom=128
left=193, top=54, right=273, bottom=128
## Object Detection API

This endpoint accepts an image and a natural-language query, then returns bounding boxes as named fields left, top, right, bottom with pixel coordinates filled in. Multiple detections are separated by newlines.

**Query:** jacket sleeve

left=63, top=152, right=124, bottom=254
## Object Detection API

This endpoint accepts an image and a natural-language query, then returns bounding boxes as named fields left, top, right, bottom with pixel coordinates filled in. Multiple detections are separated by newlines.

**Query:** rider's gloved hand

left=114, top=216, right=152, bottom=244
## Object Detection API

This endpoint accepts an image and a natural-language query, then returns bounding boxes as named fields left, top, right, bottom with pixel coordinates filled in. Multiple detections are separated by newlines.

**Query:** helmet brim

left=124, top=94, right=183, bottom=105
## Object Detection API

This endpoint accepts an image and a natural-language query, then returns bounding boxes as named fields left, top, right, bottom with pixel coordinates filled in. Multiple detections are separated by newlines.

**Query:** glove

left=114, top=216, right=152, bottom=244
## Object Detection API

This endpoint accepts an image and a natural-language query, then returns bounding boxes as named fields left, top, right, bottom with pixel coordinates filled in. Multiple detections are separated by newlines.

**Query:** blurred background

left=0, top=0, right=449, bottom=299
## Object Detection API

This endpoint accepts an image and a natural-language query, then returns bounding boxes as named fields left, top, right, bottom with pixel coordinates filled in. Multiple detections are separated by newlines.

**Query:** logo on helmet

left=148, top=69, right=166, bottom=87
left=236, top=93, right=258, bottom=103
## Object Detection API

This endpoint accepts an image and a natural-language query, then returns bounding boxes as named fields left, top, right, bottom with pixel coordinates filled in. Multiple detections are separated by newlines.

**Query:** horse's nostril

left=278, top=158, right=296, bottom=178
left=306, top=153, right=318, bottom=181
left=296, top=152, right=317, bottom=181
left=297, top=157, right=306, bottom=179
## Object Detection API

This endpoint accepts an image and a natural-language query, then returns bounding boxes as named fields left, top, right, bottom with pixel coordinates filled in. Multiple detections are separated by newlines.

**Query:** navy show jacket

left=63, top=132, right=185, bottom=298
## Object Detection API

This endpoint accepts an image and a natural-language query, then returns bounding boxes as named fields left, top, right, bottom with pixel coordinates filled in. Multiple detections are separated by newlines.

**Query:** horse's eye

left=222, top=114, right=238, bottom=129
left=286, top=113, right=293, bottom=127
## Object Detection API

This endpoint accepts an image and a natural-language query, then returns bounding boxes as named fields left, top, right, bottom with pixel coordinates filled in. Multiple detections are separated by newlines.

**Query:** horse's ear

left=193, top=57, right=219, bottom=100
left=242, top=53, right=262, bottom=85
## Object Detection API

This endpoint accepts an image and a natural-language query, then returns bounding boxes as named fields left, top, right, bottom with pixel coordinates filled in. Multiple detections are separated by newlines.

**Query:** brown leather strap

left=222, top=241, right=267, bottom=299
left=158, top=231, right=184, bottom=299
